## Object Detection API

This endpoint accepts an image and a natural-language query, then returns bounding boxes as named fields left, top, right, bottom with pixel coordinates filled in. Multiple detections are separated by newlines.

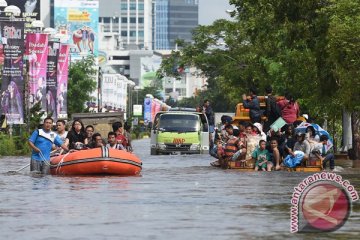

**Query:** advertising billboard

left=54, top=0, right=99, bottom=59
left=1, top=0, right=41, bottom=32
left=140, top=54, right=162, bottom=88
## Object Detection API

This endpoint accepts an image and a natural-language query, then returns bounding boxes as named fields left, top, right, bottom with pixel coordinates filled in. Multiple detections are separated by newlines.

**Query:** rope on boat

left=56, top=152, right=71, bottom=174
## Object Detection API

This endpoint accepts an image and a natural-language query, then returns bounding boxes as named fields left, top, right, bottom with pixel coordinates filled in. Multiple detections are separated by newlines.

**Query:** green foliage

left=158, top=0, right=360, bottom=116
left=0, top=134, right=31, bottom=156
left=29, top=101, right=45, bottom=132
left=68, top=56, right=97, bottom=116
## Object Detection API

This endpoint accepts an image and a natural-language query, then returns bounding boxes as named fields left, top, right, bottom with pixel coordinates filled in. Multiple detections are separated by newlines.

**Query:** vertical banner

left=144, top=97, right=152, bottom=125
left=57, top=44, right=70, bottom=119
left=0, top=21, right=25, bottom=124
left=46, top=41, right=60, bottom=120
left=25, top=33, right=49, bottom=112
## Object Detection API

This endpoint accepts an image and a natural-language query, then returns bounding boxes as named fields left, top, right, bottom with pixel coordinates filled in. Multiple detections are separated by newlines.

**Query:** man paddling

left=28, top=117, right=68, bottom=174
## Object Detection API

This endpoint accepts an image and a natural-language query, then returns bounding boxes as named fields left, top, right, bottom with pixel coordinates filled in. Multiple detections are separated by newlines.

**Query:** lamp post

left=134, top=86, right=141, bottom=105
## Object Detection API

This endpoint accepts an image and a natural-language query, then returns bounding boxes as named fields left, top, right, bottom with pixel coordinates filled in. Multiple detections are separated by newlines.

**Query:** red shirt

left=116, top=134, right=128, bottom=147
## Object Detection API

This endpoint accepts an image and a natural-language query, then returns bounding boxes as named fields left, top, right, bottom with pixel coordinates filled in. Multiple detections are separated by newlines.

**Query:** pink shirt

left=278, top=100, right=299, bottom=124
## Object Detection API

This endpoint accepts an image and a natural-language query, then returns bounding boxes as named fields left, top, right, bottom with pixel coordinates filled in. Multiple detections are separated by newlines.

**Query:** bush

left=0, top=134, right=31, bottom=156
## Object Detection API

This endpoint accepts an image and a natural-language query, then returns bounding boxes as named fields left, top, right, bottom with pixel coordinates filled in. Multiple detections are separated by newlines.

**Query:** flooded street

left=0, top=138, right=359, bottom=239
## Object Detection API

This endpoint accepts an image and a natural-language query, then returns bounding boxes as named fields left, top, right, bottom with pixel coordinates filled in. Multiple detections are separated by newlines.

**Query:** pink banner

left=57, top=44, right=70, bottom=119
left=25, top=33, right=49, bottom=111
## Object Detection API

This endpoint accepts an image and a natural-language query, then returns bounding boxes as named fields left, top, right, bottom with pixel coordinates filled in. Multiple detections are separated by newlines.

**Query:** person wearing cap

left=289, top=132, right=310, bottom=164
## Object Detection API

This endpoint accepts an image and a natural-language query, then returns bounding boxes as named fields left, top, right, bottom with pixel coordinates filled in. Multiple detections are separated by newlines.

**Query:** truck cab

left=150, top=108, right=210, bottom=155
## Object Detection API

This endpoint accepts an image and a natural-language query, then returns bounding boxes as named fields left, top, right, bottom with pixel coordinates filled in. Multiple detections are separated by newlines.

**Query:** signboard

left=0, top=0, right=41, bottom=32
left=133, top=104, right=143, bottom=116
left=54, top=0, right=99, bottom=58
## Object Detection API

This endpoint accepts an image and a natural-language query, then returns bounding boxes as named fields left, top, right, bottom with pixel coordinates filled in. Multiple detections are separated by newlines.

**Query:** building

left=155, top=0, right=198, bottom=50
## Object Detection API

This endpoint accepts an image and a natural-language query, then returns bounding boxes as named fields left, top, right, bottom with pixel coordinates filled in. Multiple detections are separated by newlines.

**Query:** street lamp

left=0, top=0, right=8, bottom=8
left=134, top=86, right=141, bottom=104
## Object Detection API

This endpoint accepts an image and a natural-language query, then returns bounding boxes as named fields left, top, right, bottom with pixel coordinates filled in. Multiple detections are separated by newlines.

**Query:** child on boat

left=250, top=140, right=272, bottom=171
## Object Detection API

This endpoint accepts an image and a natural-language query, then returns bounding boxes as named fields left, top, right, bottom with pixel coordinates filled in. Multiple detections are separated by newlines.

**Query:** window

left=121, top=3, right=127, bottom=10
left=130, top=17, right=136, bottom=23
left=130, top=31, right=136, bottom=37
left=121, top=17, right=127, bottom=23
left=138, top=17, right=144, bottom=23
left=138, top=3, right=144, bottom=10
left=121, top=31, right=127, bottom=37
left=103, top=17, right=110, bottom=23
left=112, top=17, right=119, bottom=23
left=138, top=31, right=144, bottom=37
left=130, top=3, right=136, bottom=10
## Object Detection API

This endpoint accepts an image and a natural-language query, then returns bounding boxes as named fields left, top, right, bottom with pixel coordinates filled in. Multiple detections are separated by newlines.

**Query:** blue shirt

left=29, top=129, right=63, bottom=161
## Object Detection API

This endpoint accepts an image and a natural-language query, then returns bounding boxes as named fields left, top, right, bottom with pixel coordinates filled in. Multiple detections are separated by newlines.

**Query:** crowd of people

left=209, top=86, right=335, bottom=172
left=28, top=117, right=133, bottom=174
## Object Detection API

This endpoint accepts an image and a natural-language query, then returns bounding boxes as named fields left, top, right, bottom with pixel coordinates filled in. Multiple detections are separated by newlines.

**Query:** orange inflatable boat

left=50, top=147, right=142, bottom=175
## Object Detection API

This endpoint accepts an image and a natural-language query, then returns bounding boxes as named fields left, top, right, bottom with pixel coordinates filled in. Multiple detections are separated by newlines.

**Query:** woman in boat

left=65, top=119, right=88, bottom=150
left=305, top=125, right=320, bottom=149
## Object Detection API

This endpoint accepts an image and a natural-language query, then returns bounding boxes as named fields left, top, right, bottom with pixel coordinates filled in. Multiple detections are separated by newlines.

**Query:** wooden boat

left=212, top=158, right=322, bottom=172
left=50, top=147, right=142, bottom=175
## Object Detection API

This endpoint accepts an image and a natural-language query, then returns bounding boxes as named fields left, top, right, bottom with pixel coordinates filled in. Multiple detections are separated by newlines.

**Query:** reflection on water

left=0, top=140, right=359, bottom=240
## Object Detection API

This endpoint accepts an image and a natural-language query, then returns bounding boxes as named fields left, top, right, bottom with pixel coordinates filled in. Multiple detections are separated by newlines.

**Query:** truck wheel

left=150, top=148, right=157, bottom=155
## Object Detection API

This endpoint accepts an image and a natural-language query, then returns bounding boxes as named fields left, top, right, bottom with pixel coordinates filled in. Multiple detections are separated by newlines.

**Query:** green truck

left=150, top=108, right=210, bottom=155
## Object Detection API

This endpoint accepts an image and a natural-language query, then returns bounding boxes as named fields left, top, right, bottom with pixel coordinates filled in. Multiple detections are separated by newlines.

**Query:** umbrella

left=295, top=122, right=333, bottom=151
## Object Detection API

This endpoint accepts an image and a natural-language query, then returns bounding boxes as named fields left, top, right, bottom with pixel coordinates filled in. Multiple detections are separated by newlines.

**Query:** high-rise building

left=155, top=0, right=198, bottom=50
left=99, top=0, right=153, bottom=50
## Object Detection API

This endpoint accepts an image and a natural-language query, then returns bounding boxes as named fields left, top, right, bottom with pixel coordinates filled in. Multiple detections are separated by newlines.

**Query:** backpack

left=269, top=96, right=281, bottom=118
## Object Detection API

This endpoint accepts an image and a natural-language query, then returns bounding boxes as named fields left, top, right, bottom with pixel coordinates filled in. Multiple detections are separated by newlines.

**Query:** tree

left=67, top=56, right=97, bottom=116
left=158, top=0, right=360, bottom=158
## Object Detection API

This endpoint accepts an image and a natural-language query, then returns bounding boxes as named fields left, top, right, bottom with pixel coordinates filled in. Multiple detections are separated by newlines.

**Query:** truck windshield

left=158, top=114, right=200, bottom=132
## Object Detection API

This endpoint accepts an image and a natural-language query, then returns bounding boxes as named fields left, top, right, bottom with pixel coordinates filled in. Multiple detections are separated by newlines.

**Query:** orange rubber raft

left=50, top=147, right=142, bottom=176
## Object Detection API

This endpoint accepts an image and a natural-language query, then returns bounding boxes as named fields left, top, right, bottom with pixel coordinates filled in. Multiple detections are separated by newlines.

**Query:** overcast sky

left=198, top=0, right=233, bottom=25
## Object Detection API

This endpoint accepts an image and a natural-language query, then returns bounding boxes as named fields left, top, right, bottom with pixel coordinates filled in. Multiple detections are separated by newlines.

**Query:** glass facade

left=155, top=0, right=198, bottom=50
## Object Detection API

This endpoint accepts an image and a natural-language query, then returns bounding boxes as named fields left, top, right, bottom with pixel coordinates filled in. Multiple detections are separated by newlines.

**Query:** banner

left=3, top=0, right=41, bottom=32
left=0, top=21, right=25, bottom=124
left=46, top=41, right=60, bottom=120
left=57, top=44, right=70, bottom=119
left=144, top=97, right=152, bottom=125
left=25, top=33, right=49, bottom=112
left=54, top=0, right=99, bottom=58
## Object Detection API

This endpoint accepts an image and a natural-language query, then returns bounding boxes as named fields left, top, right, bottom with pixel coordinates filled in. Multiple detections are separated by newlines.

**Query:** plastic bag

left=283, top=151, right=305, bottom=168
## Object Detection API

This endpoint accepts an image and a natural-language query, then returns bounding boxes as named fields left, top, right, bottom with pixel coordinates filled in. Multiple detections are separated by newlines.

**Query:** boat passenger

left=65, top=119, right=88, bottom=150
left=290, top=132, right=310, bottom=164
left=85, top=125, right=95, bottom=146
left=106, top=131, right=125, bottom=150
left=89, top=133, right=104, bottom=148
left=305, top=125, right=320, bottom=149
left=269, top=137, right=282, bottom=170
left=250, top=140, right=272, bottom=171
left=56, top=120, right=68, bottom=142
left=112, top=121, right=128, bottom=149
left=280, top=124, right=296, bottom=158
left=124, top=122, right=133, bottom=152
left=244, top=122, right=261, bottom=160
left=253, top=122, right=267, bottom=141
left=277, top=92, right=300, bottom=124
left=28, top=117, right=69, bottom=174
left=311, top=135, right=335, bottom=171
left=242, top=87, right=262, bottom=123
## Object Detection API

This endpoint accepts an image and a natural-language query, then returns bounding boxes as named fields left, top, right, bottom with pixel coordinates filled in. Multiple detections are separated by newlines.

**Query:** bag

left=283, top=151, right=304, bottom=168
